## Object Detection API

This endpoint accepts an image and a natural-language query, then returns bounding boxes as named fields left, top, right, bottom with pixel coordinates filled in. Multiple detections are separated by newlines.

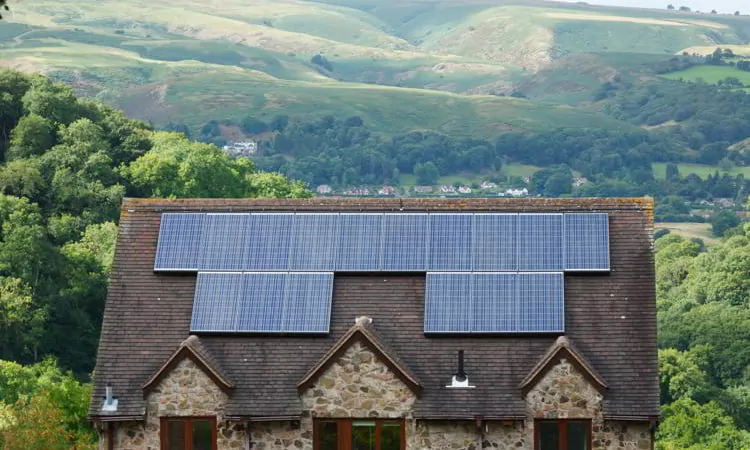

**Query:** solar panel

left=425, top=272, right=564, bottom=333
left=243, top=214, right=294, bottom=271
left=564, top=213, right=610, bottom=271
left=381, top=214, right=429, bottom=271
left=424, top=273, right=472, bottom=333
left=517, top=214, right=563, bottom=271
left=516, top=273, right=564, bottom=333
left=154, top=213, right=204, bottom=271
left=279, top=273, right=334, bottom=333
left=198, top=214, right=249, bottom=271
left=472, top=273, right=516, bottom=332
left=235, top=272, right=286, bottom=332
left=337, top=214, right=382, bottom=271
left=289, top=214, right=340, bottom=270
left=429, top=214, right=473, bottom=271
left=473, top=214, right=517, bottom=271
left=191, top=272, right=244, bottom=332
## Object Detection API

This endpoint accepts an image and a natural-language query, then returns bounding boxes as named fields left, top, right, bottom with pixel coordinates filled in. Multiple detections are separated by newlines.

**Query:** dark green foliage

left=710, top=210, right=741, bottom=237
left=414, top=162, right=439, bottom=185
left=311, top=54, right=333, bottom=72
left=241, top=116, right=269, bottom=135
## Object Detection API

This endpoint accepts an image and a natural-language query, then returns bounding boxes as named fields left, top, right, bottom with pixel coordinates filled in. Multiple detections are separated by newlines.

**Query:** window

left=535, top=420, right=591, bottom=450
left=160, top=417, right=217, bottom=450
left=315, top=419, right=405, bottom=450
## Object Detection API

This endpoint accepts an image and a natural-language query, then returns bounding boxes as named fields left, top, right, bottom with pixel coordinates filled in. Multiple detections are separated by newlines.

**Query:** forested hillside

left=0, top=70, right=309, bottom=449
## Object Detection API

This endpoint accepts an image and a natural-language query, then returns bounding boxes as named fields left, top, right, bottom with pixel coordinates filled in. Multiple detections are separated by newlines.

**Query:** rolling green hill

left=1, top=0, right=750, bottom=135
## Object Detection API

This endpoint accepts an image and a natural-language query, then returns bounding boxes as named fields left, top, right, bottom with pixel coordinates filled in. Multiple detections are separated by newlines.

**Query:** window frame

left=160, top=416, right=218, bottom=450
left=313, top=418, right=406, bottom=450
left=534, top=419, right=592, bottom=450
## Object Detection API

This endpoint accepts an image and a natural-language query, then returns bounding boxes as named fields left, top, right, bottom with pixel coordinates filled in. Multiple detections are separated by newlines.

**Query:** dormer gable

left=519, top=336, right=607, bottom=394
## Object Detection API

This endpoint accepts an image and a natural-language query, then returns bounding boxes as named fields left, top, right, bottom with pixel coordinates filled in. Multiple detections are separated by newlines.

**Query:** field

left=655, top=222, right=719, bottom=245
left=652, top=162, right=750, bottom=180
left=661, top=65, right=750, bottom=85
left=1, top=0, right=749, bottom=135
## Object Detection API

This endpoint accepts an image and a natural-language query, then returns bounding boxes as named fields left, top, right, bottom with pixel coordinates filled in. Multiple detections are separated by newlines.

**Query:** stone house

left=90, top=198, right=658, bottom=450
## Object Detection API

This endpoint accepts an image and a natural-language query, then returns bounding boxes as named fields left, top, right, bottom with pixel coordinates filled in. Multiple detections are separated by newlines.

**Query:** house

left=413, top=186, right=434, bottom=194
left=378, top=186, right=397, bottom=196
left=222, top=141, right=258, bottom=156
left=573, top=177, right=589, bottom=187
left=343, top=187, right=370, bottom=196
left=480, top=181, right=498, bottom=190
left=439, top=184, right=456, bottom=194
left=90, top=198, right=658, bottom=450
left=457, top=185, right=472, bottom=194
left=316, top=185, right=333, bottom=195
left=502, top=187, right=529, bottom=197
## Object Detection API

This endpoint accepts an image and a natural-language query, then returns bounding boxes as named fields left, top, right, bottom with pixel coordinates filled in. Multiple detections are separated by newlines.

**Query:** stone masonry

left=101, top=344, right=651, bottom=450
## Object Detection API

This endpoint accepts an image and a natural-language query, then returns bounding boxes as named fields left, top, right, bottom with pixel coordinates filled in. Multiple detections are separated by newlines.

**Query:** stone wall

left=100, top=348, right=651, bottom=450
left=103, top=357, right=247, bottom=450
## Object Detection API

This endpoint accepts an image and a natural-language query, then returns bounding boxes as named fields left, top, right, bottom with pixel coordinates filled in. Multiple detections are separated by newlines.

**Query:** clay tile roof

left=142, top=335, right=234, bottom=394
left=519, top=336, right=607, bottom=393
left=298, top=316, right=422, bottom=394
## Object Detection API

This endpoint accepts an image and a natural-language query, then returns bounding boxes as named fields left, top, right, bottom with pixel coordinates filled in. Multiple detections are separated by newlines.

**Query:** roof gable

left=298, top=316, right=421, bottom=395
left=519, top=336, right=607, bottom=393
left=142, top=335, right=233, bottom=394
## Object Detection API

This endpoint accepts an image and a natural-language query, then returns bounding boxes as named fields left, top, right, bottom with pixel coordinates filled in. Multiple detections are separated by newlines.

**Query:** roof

left=298, top=316, right=421, bottom=394
left=90, top=198, right=659, bottom=421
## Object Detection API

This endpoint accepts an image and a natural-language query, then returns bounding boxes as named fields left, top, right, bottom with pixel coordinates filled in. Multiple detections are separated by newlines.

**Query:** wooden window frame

left=313, top=418, right=406, bottom=450
left=534, top=419, right=592, bottom=450
left=160, top=416, right=218, bottom=450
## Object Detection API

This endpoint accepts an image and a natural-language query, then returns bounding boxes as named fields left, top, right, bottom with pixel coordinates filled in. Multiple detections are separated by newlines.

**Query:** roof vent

left=446, top=350, right=475, bottom=388
left=355, top=316, right=373, bottom=326
left=101, top=385, right=118, bottom=412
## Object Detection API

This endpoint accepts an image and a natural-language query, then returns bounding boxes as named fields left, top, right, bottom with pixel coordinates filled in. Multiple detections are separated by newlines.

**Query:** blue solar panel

left=429, top=214, right=473, bottom=271
left=154, top=213, right=204, bottom=271
left=337, top=214, right=382, bottom=271
left=235, top=272, right=286, bottom=332
left=243, top=214, right=293, bottom=270
left=472, top=273, right=516, bottom=332
left=424, top=273, right=472, bottom=333
left=425, top=272, right=564, bottom=333
left=191, top=272, right=244, bottom=332
left=280, top=273, right=334, bottom=332
left=290, top=214, right=340, bottom=270
left=516, top=273, right=564, bottom=332
left=381, top=214, right=429, bottom=271
left=473, top=214, right=517, bottom=271
left=198, top=214, right=249, bottom=271
left=517, top=214, right=563, bottom=271
left=564, top=213, right=610, bottom=271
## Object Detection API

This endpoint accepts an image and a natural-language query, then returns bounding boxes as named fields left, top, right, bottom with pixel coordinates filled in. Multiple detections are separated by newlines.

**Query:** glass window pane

left=167, top=421, right=186, bottom=450
left=192, top=420, right=213, bottom=450
left=319, top=421, right=339, bottom=450
left=380, top=422, right=401, bottom=450
left=567, top=422, right=589, bottom=450
left=352, top=421, right=376, bottom=450
left=538, top=422, right=559, bottom=450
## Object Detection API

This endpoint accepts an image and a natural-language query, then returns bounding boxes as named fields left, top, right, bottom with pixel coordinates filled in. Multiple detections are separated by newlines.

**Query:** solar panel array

left=154, top=212, right=610, bottom=272
left=191, top=272, right=333, bottom=333
left=424, top=272, right=564, bottom=333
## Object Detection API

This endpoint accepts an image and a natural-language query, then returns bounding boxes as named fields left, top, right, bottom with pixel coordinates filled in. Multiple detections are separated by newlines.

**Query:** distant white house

left=316, top=185, right=333, bottom=195
left=573, top=177, right=589, bottom=187
left=440, top=185, right=456, bottom=194
left=223, top=141, right=258, bottom=156
left=522, top=176, right=532, bottom=184
left=501, top=188, right=529, bottom=197
left=458, top=185, right=472, bottom=194
left=414, top=186, right=434, bottom=194
left=378, top=186, right=397, bottom=196
left=343, top=187, right=371, bottom=196
left=480, top=181, right=498, bottom=190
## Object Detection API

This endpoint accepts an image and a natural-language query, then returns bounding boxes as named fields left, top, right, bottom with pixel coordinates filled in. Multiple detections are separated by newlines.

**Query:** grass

left=652, top=163, right=750, bottom=180
left=655, top=222, right=718, bottom=245
left=661, top=65, right=750, bottom=85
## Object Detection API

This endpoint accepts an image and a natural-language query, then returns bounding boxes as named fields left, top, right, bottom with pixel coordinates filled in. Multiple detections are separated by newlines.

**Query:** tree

left=735, top=11, right=741, bottom=16
left=240, top=116, right=268, bottom=135
left=710, top=210, right=740, bottom=237
left=269, top=115, right=289, bottom=132
left=0, top=1, right=7, bottom=20
left=711, top=9, right=717, bottom=14
left=657, top=398, right=750, bottom=449
left=666, top=163, right=680, bottom=181
left=667, top=4, right=675, bottom=9
left=414, top=162, right=439, bottom=185
left=679, top=6, right=691, bottom=11
left=7, top=115, right=55, bottom=160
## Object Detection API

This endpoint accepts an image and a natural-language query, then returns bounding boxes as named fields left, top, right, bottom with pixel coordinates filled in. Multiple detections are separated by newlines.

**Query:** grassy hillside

left=1, top=0, right=750, bottom=134
left=661, top=65, right=750, bottom=86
